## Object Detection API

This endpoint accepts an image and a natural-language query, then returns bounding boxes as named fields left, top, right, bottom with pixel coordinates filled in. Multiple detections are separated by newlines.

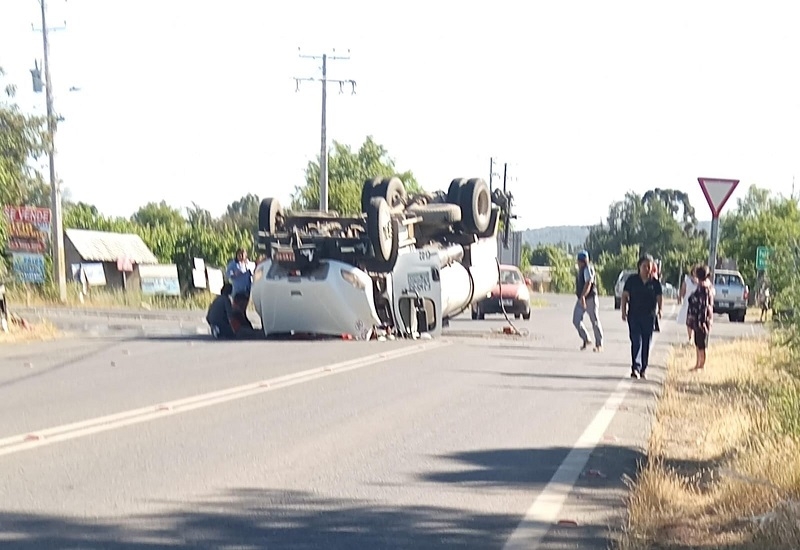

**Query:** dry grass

left=5, top=285, right=215, bottom=311
left=0, top=319, right=60, bottom=344
left=618, top=336, right=800, bottom=549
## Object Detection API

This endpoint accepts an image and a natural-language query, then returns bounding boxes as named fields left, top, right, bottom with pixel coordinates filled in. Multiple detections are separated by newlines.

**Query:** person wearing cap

left=573, top=250, right=604, bottom=351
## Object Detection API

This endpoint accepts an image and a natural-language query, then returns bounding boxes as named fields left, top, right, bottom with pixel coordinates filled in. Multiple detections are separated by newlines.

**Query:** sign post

left=698, top=178, right=740, bottom=277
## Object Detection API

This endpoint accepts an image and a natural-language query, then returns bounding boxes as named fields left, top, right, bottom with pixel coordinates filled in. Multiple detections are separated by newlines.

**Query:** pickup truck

left=713, top=269, right=749, bottom=322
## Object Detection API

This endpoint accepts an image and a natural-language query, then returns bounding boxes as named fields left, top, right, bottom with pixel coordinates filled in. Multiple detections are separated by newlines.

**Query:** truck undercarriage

left=250, top=177, right=515, bottom=340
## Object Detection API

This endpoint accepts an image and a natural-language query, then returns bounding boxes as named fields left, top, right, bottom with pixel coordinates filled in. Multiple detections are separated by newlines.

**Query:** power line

left=294, top=48, right=356, bottom=213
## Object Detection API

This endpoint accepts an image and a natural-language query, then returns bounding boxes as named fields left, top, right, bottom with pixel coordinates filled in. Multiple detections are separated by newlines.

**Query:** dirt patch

left=0, top=319, right=60, bottom=344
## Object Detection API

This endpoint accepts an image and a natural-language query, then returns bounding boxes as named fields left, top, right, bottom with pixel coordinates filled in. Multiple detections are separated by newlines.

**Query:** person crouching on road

left=621, top=255, right=663, bottom=380
left=687, top=265, right=714, bottom=371
left=206, top=283, right=235, bottom=339
left=572, top=250, right=604, bottom=352
left=229, top=292, right=261, bottom=339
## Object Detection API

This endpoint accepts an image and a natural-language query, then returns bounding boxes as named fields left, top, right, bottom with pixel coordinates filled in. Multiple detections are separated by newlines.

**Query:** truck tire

left=361, top=177, right=383, bottom=214
left=447, top=178, right=468, bottom=205
left=366, top=197, right=399, bottom=269
left=729, top=309, right=746, bottom=323
left=376, top=177, right=407, bottom=209
left=459, top=178, right=492, bottom=234
left=258, top=198, right=284, bottom=235
left=407, top=203, right=462, bottom=226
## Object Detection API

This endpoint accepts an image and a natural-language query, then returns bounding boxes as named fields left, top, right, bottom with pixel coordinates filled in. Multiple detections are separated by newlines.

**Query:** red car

left=471, top=264, right=532, bottom=320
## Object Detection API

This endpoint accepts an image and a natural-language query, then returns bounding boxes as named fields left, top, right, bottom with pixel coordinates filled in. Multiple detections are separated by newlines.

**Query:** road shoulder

left=535, top=332, right=669, bottom=549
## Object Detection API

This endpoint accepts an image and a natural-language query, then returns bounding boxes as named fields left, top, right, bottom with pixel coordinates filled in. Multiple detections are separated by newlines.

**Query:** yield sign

left=698, top=177, right=739, bottom=218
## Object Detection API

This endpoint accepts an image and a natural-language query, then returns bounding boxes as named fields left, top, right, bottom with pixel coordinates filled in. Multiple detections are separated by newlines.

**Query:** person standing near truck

left=572, top=250, right=604, bottom=352
left=226, top=248, right=254, bottom=304
left=621, top=255, right=663, bottom=380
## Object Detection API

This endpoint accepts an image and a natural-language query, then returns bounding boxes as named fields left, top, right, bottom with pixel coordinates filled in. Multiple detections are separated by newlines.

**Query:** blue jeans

left=628, top=314, right=655, bottom=373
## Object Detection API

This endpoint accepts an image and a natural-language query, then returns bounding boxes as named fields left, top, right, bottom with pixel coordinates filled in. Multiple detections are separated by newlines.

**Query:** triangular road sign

left=698, top=177, right=739, bottom=218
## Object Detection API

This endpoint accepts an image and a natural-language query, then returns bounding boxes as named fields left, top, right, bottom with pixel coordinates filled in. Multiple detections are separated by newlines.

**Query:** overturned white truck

left=250, top=177, right=514, bottom=340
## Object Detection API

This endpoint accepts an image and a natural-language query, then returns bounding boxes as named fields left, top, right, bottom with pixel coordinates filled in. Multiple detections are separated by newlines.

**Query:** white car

left=614, top=269, right=637, bottom=310
left=251, top=176, right=511, bottom=340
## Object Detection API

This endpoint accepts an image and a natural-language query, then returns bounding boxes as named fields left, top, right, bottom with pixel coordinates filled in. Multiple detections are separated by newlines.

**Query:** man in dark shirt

left=621, top=254, right=663, bottom=379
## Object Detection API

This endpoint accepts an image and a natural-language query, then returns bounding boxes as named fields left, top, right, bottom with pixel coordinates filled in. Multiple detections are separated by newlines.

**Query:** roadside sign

left=756, top=246, right=771, bottom=270
left=698, top=178, right=739, bottom=218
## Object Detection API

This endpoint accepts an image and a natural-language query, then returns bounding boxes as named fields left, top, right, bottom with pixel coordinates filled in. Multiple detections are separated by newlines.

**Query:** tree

left=292, top=136, right=421, bottom=215
left=584, top=189, right=707, bottom=285
left=219, top=194, right=259, bottom=234
left=720, top=188, right=800, bottom=288
left=527, top=244, right=573, bottom=293
left=0, top=67, right=48, bottom=208
left=131, top=201, right=186, bottom=228
left=186, top=202, right=215, bottom=228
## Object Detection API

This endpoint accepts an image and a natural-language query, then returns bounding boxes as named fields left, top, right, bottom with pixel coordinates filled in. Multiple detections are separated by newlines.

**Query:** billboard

left=3, top=206, right=51, bottom=285
left=3, top=206, right=51, bottom=254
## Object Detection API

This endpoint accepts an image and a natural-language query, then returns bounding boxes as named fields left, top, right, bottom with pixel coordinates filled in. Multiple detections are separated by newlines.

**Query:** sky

left=0, top=0, right=798, bottom=229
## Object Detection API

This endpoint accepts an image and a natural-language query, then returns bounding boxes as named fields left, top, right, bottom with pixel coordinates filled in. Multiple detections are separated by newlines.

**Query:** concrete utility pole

left=294, top=48, right=356, bottom=212
left=33, top=0, right=67, bottom=302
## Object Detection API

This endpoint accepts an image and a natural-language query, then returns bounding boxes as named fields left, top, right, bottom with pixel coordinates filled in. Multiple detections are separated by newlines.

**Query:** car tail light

left=744, top=287, right=749, bottom=301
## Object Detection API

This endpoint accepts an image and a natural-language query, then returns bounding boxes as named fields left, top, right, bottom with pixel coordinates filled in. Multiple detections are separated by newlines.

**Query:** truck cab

left=713, top=269, right=749, bottom=322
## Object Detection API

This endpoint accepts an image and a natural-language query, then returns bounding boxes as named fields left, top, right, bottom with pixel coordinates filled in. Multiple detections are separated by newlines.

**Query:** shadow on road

left=0, top=489, right=516, bottom=550
left=0, top=445, right=702, bottom=549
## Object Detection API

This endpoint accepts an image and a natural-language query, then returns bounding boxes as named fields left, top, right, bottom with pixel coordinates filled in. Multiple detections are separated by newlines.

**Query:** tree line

left=523, top=184, right=800, bottom=311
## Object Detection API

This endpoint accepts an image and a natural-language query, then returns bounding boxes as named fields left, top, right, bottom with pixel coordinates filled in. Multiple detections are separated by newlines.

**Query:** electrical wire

left=496, top=257, right=529, bottom=337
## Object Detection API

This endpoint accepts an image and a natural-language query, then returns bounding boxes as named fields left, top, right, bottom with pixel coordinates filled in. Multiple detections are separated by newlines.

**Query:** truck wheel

left=459, top=178, right=492, bottom=234
left=376, top=177, right=407, bottom=209
left=407, top=203, right=462, bottom=226
left=523, top=309, right=531, bottom=320
left=366, top=197, right=399, bottom=269
left=361, top=177, right=383, bottom=214
left=447, top=178, right=468, bottom=205
left=258, top=198, right=284, bottom=235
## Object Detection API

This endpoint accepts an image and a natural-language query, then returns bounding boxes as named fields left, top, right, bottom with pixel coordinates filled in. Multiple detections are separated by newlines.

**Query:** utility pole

left=294, top=48, right=356, bottom=212
left=33, top=0, right=67, bottom=302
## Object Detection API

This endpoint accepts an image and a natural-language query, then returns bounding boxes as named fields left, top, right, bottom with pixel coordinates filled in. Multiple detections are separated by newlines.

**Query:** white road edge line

left=504, top=306, right=671, bottom=549
left=0, top=341, right=449, bottom=458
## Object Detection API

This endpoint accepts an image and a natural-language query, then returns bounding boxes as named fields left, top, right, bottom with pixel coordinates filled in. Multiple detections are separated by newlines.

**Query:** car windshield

left=500, top=269, right=523, bottom=284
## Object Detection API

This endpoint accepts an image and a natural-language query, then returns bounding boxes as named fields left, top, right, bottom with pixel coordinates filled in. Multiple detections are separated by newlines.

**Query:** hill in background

left=521, top=220, right=713, bottom=248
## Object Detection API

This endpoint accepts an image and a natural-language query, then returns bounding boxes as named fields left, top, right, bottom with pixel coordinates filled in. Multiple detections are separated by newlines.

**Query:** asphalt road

left=0, top=294, right=762, bottom=549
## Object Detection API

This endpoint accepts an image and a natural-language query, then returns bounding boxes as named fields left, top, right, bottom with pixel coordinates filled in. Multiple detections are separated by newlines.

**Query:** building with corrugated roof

left=64, top=228, right=159, bottom=290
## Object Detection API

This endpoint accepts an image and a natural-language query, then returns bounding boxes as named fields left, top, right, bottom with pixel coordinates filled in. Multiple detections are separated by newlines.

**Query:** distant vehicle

left=713, top=269, right=749, bottom=322
left=471, top=264, right=532, bottom=320
left=614, top=269, right=637, bottom=310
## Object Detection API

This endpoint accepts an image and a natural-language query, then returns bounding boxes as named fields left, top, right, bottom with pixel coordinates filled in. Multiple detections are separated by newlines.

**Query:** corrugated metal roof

left=65, top=229, right=159, bottom=264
